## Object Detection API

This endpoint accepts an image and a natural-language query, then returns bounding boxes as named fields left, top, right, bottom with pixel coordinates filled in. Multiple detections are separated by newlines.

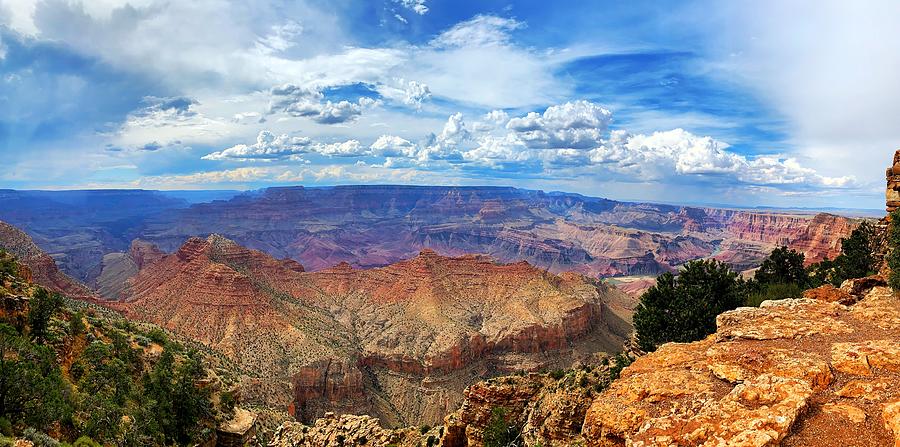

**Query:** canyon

left=0, top=187, right=858, bottom=294
left=106, top=234, right=632, bottom=426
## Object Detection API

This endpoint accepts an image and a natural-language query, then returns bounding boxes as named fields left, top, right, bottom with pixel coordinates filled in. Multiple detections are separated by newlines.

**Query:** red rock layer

left=118, top=236, right=627, bottom=424
left=0, top=220, right=97, bottom=300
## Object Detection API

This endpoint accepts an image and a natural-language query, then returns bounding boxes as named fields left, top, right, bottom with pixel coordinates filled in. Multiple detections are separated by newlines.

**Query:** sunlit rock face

left=582, top=283, right=900, bottom=447
left=114, top=235, right=632, bottom=425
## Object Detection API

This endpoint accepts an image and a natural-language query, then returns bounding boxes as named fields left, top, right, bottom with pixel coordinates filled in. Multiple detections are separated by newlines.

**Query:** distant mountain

left=113, top=235, right=633, bottom=426
left=0, top=186, right=857, bottom=289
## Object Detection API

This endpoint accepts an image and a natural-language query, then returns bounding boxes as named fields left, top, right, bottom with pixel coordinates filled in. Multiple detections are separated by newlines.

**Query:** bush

left=482, top=407, right=522, bottom=447
left=23, top=428, right=60, bottom=447
left=548, top=369, right=565, bottom=380
left=745, top=282, right=803, bottom=307
left=836, top=221, right=878, bottom=282
left=633, top=260, right=746, bottom=352
left=72, top=436, right=101, bottom=447
left=754, top=246, right=808, bottom=287
left=28, top=289, right=63, bottom=343
left=146, top=328, right=167, bottom=345
left=889, top=210, right=900, bottom=290
left=69, top=312, right=85, bottom=336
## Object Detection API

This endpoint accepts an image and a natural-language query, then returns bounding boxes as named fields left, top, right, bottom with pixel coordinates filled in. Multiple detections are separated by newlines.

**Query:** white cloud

left=370, top=135, right=417, bottom=157
left=266, top=83, right=380, bottom=124
left=394, top=0, right=428, bottom=15
left=701, top=1, right=900, bottom=194
left=203, top=131, right=370, bottom=160
left=136, top=167, right=276, bottom=186
left=202, top=131, right=314, bottom=161
left=430, top=15, right=524, bottom=49
left=506, top=100, right=612, bottom=149
left=255, top=20, right=303, bottom=55
left=112, top=96, right=231, bottom=148
left=324, top=100, right=854, bottom=190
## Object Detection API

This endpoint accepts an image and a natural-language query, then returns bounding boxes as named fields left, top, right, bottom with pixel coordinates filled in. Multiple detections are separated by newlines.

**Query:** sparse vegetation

left=482, top=407, right=522, bottom=447
left=0, top=254, right=228, bottom=446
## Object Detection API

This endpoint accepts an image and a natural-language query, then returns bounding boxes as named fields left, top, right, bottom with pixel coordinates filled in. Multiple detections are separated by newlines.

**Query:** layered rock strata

left=116, top=236, right=631, bottom=425
left=0, top=220, right=97, bottom=300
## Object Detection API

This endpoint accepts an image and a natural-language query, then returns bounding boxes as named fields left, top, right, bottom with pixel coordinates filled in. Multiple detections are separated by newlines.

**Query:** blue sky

left=1, top=0, right=898, bottom=208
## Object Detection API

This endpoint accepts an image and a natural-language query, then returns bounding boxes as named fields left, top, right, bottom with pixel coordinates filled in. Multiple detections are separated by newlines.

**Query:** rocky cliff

left=384, top=278, right=897, bottom=447
left=115, top=235, right=633, bottom=426
left=0, top=220, right=97, bottom=300
left=1, top=187, right=852, bottom=286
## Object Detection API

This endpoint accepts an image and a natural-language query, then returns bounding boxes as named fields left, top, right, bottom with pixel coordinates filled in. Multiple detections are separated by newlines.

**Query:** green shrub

left=754, top=246, right=808, bottom=287
left=745, top=282, right=803, bottom=307
left=71, top=436, right=101, bottom=447
left=23, top=428, right=60, bottom=447
left=28, top=289, right=63, bottom=343
left=633, top=260, right=746, bottom=352
left=482, top=407, right=522, bottom=447
left=889, top=210, right=900, bottom=290
left=548, top=369, right=565, bottom=380
left=146, top=328, right=167, bottom=345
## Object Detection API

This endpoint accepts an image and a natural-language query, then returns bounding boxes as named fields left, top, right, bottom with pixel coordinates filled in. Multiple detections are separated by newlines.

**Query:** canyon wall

left=114, top=235, right=632, bottom=426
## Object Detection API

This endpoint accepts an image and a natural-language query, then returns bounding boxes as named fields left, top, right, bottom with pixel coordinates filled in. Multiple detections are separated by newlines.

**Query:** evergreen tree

left=633, top=259, right=746, bottom=352
left=27, top=288, right=62, bottom=343
left=754, top=246, right=808, bottom=287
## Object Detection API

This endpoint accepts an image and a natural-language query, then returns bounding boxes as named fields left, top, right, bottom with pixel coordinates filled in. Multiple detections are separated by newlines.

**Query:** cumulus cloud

left=202, top=131, right=314, bottom=161
left=506, top=100, right=612, bottom=149
left=337, top=100, right=853, bottom=190
left=370, top=135, right=417, bottom=157
left=203, top=131, right=370, bottom=161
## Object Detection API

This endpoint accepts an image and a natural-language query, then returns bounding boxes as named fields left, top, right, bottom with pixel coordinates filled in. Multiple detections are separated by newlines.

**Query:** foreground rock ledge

left=583, top=285, right=900, bottom=447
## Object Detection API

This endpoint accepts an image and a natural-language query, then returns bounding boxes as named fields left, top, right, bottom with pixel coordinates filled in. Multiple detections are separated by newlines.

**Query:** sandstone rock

left=217, top=407, right=257, bottom=447
left=579, top=262, right=900, bottom=446
left=269, top=415, right=424, bottom=447
left=803, top=284, right=854, bottom=305
left=835, top=379, right=892, bottom=400
left=716, top=299, right=852, bottom=341
left=831, top=340, right=900, bottom=376
left=840, top=274, right=887, bottom=298
left=629, top=374, right=812, bottom=447
left=884, top=399, right=900, bottom=447
left=118, top=235, right=628, bottom=425
left=822, top=402, right=867, bottom=423
left=706, top=343, right=832, bottom=391
left=0, top=220, right=98, bottom=301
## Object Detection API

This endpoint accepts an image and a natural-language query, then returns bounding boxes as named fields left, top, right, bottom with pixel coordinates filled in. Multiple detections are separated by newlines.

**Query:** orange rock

left=831, top=340, right=900, bottom=376
left=835, top=379, right=892, bottom=400
left=823, top=402, right=867, bottom=423
left=803, top=284, right=854, bottom=305
left=884, top=399, right=900, bottom=447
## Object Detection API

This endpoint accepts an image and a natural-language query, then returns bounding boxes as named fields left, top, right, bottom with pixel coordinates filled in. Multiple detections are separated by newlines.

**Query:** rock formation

left=115, top=235, right=633, bottom=426
left=0, top=220, right=97, bottom=300
left=887, top=150, right=900, bottom=212
left=0, top=187, right=856, bottom=285
left=580, top=282, right=900, bottom=447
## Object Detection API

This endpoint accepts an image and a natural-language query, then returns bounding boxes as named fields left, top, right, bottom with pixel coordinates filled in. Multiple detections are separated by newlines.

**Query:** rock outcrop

left=269, top=414, right=430, bottom=447
left=116, top=236, right=632, bottom=425
left=887, top=150, right=900, bottom=212
left=581, top=284, right=900, bottom=447
left=0, top=220, right=97, bottom=300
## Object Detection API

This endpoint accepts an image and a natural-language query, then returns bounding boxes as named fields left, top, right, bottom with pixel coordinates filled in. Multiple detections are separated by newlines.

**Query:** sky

left=1, top=0, right=898, bottom=209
